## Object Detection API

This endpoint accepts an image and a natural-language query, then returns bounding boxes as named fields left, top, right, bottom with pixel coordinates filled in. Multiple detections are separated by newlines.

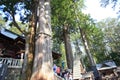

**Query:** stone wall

left=5, top=68, right=63, bottom=80
left=5, top=68, right=21, bottom=80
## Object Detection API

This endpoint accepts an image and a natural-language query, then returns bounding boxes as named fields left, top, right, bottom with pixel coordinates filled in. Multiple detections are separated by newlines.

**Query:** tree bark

left=21, top=0, right=38, bottom=80
left=63, top=25, right=73, bottom=70
left=31, top=0, right=54, bottom=80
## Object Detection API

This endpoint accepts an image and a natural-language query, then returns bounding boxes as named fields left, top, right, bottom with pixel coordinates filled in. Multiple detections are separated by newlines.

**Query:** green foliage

left=51, top=0, right=85, bottom=69
left=51, top=0, right=85, bottom=52
left=97, top=18, right=120, bottom=64
left=83, top=56, right=91, bottom=70
left=73, top=11, right=109, bottom=67
left=98, top=18, right=120, bottom=52
left=89, top=27, right=106, bottom=63
left=51, top=0, right=75, bottom=25
left=53, top=43, right=67, bottom=69
left=0, top=15, right=6, bottom=29
left=0, top=0, right=38, bottom=36
left=59, top=43, right=67, bottom=68
left=9, top=22, right=28, bottom=35
left=108, top=52, right=120, bottom=66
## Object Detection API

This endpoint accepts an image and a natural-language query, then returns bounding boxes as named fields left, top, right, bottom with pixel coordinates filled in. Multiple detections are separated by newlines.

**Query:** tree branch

left=12, top=13, right=25, bottom=35
left=5, top=8, right=26, bottom=35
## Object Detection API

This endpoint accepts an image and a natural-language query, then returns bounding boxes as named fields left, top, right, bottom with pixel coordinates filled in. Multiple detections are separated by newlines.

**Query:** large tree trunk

left=31, top=0, right=54, bottom=80
left=79, top=27, right=100, bottom=79
left=79, top=27, right=95, bottom=66
left=63, top=25, right=73, bottom=70
left=21, top=1, right=38, bottom=80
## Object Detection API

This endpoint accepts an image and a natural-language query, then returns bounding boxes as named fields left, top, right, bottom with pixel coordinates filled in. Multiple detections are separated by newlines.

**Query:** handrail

left=0, top=58, right=23, bottom=68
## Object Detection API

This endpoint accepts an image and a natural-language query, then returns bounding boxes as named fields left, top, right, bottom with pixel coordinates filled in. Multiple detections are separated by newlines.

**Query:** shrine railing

left=0, top=58, right=23, bottom=68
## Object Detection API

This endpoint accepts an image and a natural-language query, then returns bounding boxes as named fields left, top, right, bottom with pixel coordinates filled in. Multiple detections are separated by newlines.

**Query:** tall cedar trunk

left=31, top=0, right=54, bottom=80
left=79, top=27, right=101, bottom=79
left=21, top=1, right=37, bottom=80
left=63, top=25, right=73, bottom=70
left=79, top=27, right=95, bottom=66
